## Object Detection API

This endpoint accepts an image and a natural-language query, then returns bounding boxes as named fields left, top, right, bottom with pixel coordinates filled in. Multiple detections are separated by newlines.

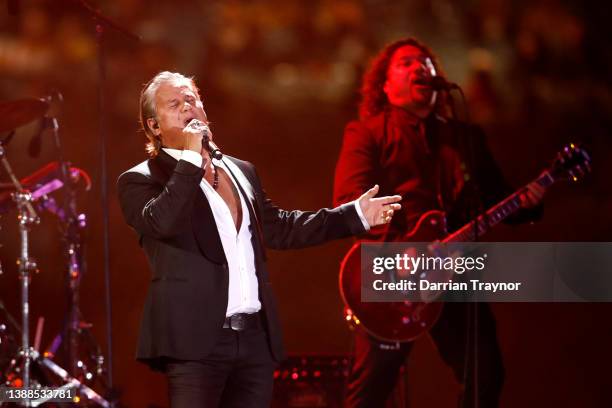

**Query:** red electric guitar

left=339, top=144, right=591, bottom=342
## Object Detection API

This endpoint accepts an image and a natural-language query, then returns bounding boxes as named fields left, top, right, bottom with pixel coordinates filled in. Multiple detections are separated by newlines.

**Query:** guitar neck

left=443, top=171, right=555, bottom=243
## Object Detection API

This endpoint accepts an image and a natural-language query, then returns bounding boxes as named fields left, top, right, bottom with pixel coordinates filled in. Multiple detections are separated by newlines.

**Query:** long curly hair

left=359, top=38, right=451, bottom=120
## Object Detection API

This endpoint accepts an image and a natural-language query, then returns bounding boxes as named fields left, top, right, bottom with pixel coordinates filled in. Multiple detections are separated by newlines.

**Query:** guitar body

left=339, top=143, right=590, bottom=343
left=339, top=210, right=448, bottom=343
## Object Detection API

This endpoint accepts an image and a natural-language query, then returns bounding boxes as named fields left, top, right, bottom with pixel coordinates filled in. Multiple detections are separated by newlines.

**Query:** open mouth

left=184, top=117, right=196, bottom=127
left=413, top=77, right=431, bottom=86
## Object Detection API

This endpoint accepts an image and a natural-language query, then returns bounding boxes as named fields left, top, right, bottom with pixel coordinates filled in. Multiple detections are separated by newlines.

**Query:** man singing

left=334, top=38, right=545, bottom=407
left=117, top=71, right=402, bottom=408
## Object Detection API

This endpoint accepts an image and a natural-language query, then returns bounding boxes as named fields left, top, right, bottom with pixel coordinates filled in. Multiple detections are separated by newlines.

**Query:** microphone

left=28, top=92, right=63, bottom=158
left=28, top=117, right=58, bottom=158
left=188, top=119, right=223, bottom=160
left=428, top=76, right=460, bottom=91
left=205, top=136, right=223, bottom=160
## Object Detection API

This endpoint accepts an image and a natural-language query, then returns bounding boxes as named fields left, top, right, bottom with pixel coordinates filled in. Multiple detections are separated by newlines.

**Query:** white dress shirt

left=163, top=148, right=260, bottom=316
left=162, top=148, right=370, bottom=317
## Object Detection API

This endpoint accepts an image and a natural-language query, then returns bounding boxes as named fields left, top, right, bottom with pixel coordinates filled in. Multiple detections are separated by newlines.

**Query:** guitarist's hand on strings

left=519, top=179, right=547, bottom=209
left=358, top=184, right=402, bottom=227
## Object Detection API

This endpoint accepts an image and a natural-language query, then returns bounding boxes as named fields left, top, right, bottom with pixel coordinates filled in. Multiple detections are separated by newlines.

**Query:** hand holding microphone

left=185, top=119, right=223, bottom=160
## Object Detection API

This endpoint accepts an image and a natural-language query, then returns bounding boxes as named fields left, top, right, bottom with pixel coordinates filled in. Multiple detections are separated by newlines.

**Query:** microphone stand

left=67, top=3, right=140, bottom=404
left=446, top=84, right=483, bottom=408
left=38, top=113, right=110, bottom=403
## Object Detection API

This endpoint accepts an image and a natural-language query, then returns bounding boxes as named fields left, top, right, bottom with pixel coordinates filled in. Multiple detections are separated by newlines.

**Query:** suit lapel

left=192, top=191, right=227, bottom=265
left=152, top=150, right=226, bottom=265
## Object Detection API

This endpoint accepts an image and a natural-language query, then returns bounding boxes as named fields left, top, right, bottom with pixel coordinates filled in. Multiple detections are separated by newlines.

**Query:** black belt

left=223, top=313, right=261, bottom=331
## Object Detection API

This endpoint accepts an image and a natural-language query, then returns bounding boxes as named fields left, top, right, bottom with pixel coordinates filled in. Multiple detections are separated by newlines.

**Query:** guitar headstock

left=550, top=143, right=591, bottom=182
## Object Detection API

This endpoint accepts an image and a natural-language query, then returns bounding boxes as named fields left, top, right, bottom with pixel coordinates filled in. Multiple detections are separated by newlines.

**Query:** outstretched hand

left=358, top=185, right=402, bottom=227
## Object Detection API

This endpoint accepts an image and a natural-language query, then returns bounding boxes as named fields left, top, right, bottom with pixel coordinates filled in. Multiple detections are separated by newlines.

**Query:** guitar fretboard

left=443, top=171, right=555, bottom=243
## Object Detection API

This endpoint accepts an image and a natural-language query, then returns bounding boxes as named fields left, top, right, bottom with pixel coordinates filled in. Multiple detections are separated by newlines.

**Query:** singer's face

left=384, top=45, right=437, bottom=114
left=153, top=81, right=209, bottom=149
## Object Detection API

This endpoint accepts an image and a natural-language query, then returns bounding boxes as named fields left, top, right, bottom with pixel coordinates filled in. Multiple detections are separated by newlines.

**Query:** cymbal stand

left=35, top=116, right=112, bottom=406
left=0, top=141, right=40, bottom=406
left=0, top=131, right=17, bottom=277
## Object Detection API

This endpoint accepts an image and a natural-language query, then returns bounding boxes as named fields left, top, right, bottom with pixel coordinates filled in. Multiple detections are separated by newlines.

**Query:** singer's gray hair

left=139, top=71, right=199, bottom=157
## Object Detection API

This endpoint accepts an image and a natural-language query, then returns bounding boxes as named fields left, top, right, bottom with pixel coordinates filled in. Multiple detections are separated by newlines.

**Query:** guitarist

left=333, top=38, right=546, bottom=407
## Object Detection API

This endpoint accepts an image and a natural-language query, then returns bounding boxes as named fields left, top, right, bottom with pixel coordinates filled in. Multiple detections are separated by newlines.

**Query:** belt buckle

left=230, top=314, right=246, bottom=331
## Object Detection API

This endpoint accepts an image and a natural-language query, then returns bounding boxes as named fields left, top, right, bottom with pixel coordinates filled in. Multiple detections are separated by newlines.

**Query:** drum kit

left=0, top=97, right=111, bottom=407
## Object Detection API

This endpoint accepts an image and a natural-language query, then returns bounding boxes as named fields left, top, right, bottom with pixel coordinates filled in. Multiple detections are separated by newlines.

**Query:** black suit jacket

left=117, top=150, right=365, bottom=370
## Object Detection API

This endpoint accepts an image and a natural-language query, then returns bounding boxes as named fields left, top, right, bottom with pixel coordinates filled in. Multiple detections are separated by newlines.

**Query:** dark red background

left=1, top=1, right=611, bottom=406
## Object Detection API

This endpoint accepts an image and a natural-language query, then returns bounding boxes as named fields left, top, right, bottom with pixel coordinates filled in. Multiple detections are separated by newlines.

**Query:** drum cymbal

left=0, top=98, right=49, bottom=133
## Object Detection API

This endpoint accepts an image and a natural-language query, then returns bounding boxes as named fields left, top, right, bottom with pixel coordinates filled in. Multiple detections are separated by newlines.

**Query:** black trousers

left=345, top=303, right=505, bottom=408
left=166, top=327, right=276, bottom=408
